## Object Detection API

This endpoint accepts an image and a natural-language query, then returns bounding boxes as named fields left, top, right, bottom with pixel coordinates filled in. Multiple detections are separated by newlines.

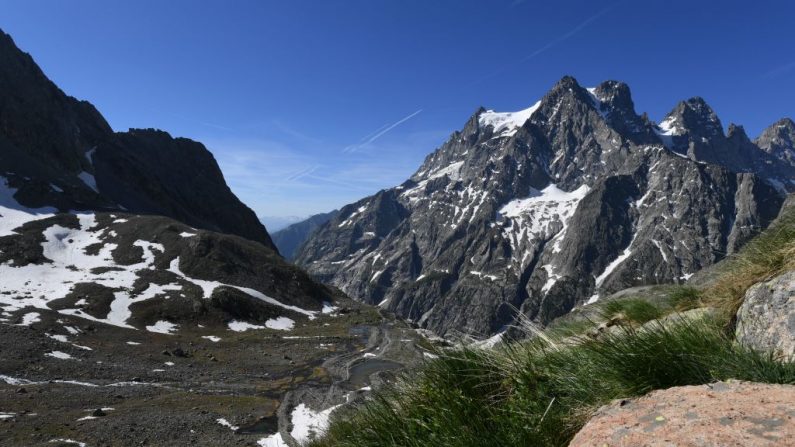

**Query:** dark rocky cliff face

left=0, top=27, right=350, bottom=332
left=0, top=29, right=274, bottom=250
left=296, top=76, right=787, bottom=337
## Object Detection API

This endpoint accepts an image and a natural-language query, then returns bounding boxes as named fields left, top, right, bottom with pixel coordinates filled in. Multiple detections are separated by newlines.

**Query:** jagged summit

left=757, top=117, right=795, bottom=166
left=296, top=76, right=787, bottom=337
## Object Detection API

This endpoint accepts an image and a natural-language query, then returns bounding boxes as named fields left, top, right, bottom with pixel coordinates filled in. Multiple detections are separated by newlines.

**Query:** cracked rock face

left=296, top=76, right=787, bottom=337
left=736, top=270, right=795, bottom=361
left=569, top=381, right=795, bottom=447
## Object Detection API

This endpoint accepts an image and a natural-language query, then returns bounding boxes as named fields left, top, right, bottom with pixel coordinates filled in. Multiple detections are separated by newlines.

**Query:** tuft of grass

left=702, top=209, right=795, bottom=319
left=311, top=318, right=795, bottom=447
left=667, top=286, right=703, bottom=311
left=599, top=298, right=663, bottom=325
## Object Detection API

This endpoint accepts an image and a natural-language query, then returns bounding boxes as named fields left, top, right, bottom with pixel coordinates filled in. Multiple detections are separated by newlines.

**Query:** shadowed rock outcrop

left=0, top=29, right=274, bottom=249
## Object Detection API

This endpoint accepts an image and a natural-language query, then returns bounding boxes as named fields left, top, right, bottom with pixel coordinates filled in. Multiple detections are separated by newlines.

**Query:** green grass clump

left=545, top=317, right=597, bottom=338
left=311, top=318, right=795, bottom=447
left=667, top=286, right=703, bottom=311
left=599, top=298, right=663, bottom=325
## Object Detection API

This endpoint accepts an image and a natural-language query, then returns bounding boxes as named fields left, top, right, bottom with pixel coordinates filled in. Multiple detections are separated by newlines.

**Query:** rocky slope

left=273, top=210, right=339, bottom=260
left=296, top=76, right=789, bottom=337
left=0, top=28, right=430, bottom=446
left=0, top=29, right=273, bottom=248
left=0, top=185, right=428, bottom=446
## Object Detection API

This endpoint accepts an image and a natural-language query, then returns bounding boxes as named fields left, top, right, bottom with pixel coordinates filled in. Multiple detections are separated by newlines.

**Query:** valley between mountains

left=2, top=21, right=795, bottom=447
left=0, top=29, right=428, bottom=447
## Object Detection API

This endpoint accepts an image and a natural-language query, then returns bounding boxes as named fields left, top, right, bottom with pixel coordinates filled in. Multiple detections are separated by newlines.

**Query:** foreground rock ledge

left=569, top=381, right=795, bottom=447
left=736, top=270, right=795, bottom=361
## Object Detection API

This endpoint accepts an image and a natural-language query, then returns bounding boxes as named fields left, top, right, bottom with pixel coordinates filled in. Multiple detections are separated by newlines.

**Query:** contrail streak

left=343, top=109, right=424, bottom=153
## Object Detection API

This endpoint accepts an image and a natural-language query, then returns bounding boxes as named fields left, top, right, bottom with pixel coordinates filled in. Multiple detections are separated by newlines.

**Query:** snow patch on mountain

left=145, top=320, right=178, bottom=334
left=77, top=171, right=99, bottom=193
left=593, top=232, right=639, bottom=292
left=499, top=184, right=590, bottom=260
left=586, top=87, right=609, bottom=118
left=265, top=316, right=295, bottom=331
left=654, top=117, right=684, bottom=148
left=479, top=100, right=541, bottom=137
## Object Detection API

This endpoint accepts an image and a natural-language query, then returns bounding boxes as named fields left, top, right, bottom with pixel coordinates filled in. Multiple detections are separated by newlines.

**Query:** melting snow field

left=0, top=176, right=56, bottom=237
left=45, top=351, right=73, bottom=360
left=0, top=213, right=174, bottom=326
left=256, top=402, right=341, bottom=446
left=216, top=418, right=239, bottom=431
left=290, top=403, right=341, bottom=444
left=257, top=433, right=288, bottom=447
left=499, top=184, right=590, bottom=263
left=227, top=320, right=266, bottom=332
left=0, top=193, right=320, bottom=331
left=145, top=320, right=178, bottom=335
left=18, top=312, right=41, bottom=326
left=265, top=317, right=295, bottom=331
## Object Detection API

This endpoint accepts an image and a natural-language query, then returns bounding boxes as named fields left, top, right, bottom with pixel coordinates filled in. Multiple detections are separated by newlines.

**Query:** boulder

left=570, top=381, right=795, bottom=446
left=736, top=271, right=795, bottom=360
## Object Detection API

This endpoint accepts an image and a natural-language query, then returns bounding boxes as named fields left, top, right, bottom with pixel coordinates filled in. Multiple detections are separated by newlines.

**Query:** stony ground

left=0, top=299, right=429, bottom=446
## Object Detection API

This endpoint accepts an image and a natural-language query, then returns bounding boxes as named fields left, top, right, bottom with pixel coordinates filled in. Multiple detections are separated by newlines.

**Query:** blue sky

left=2, top=1, right=794, bottom=224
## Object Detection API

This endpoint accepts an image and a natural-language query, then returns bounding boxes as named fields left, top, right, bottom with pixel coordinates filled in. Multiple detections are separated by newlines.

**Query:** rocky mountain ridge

left=296, top=76, right=790, bottom=337
left=0, top=29, right=274, bottom=249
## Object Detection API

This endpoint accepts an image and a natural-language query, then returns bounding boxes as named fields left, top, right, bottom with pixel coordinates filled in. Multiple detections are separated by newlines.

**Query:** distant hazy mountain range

left=272, top=210, right=340, bottom=259
left=260, top=215, right=308, bottom=232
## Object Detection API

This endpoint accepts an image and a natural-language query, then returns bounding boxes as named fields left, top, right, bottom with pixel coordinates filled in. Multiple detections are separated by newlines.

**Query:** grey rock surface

left=297, top=76, right=787, bottom=336
left=736, top=270, right=795, bottom=360
left=756, top=118, right=795, bottom=168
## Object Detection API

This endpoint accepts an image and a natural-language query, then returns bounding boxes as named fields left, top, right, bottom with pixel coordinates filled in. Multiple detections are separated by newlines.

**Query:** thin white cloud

left=285, top=164, right=320, bottom=182
left=204, top=130, right=445, bottom=217
left=343, top=109, right=424, bottom=153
